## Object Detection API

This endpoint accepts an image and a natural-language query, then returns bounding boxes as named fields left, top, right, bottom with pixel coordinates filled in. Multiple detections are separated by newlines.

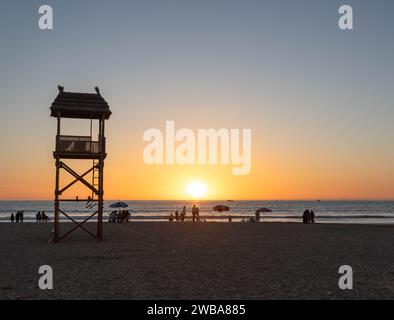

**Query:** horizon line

left=1, top=199, right=394, bottom=202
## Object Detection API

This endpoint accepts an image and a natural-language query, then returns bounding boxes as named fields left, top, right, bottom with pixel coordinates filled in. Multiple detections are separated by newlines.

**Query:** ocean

left=1, top=200, right=394, bottom=224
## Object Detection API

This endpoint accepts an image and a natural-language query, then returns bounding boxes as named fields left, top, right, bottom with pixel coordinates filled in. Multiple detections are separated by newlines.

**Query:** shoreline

left=1, top=220, right=394, bottom=226
left=1, top=215, right=394, bottom=225
left=1, top=216, right=394, bottom=225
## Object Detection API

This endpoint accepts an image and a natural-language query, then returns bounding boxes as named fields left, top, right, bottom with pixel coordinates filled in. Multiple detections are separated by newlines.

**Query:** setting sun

left=186, top=181, right=208, bottom=198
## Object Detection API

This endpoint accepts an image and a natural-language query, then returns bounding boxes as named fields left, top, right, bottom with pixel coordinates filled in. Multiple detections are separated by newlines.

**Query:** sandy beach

left=0, top=222, right=393, bottom=300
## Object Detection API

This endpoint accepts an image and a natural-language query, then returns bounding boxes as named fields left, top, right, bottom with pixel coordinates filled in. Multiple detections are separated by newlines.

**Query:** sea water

left=1, top=200, right=394, bottom=224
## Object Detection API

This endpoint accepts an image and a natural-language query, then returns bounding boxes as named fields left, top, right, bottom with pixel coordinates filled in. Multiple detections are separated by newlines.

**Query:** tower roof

left=50, top=86, right=112, bottom=119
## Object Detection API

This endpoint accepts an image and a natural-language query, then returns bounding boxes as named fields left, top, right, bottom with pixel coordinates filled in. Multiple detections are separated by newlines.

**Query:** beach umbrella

left=109, top=201, right=129, bottom=208
left=213, top=205, right=230, bottom=213
left=256, top=207, right=272, bottom=213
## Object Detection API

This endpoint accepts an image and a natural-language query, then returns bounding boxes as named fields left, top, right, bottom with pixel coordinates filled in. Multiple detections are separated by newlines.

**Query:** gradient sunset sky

left=0, top=0, right=394, bottom=200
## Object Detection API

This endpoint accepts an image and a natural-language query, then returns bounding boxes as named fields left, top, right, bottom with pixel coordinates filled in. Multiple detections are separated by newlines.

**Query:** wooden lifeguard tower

left=50, top=86, right=111, bottom=243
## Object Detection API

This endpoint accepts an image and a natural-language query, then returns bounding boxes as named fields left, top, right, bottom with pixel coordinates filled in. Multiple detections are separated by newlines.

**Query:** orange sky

left=1, top=114, right=394, bottom=201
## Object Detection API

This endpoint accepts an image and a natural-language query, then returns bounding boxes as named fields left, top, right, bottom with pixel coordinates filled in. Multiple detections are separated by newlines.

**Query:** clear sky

left=0, top=0, right=394, bottom=200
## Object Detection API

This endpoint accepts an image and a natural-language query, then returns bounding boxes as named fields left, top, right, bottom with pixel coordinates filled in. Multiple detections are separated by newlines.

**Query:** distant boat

left=227, top=200, right=234, bottom=202
left=317, top=200, right=321, bottom=202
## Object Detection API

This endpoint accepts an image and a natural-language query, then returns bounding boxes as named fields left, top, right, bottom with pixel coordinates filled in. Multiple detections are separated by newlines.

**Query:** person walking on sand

left=36, top=211, right=42, bottom=223
left=15, top=211, right=20, bottom=223
left=20, top=211, right=24, bottom=223
left=181, top=206, right=186, bottom=222
left=192, top=205, right=197, bottom=222
left=42, top=211, right=49, bottom=222
left=255, top=210, right=261, bottom=222
left=10, top=213, right=15, bottom=223
left=169, top=213, right=174, bottom=222
left=175, top=210, right=179, bottom=222
left=302, top=210, right=309, bottom=224
left=196, top=205, right=200, bottom=222
left=310, top=210, right=315, bottom=224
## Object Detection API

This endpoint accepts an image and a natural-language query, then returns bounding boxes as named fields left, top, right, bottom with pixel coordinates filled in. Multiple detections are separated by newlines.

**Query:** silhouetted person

left=175, top=210, right=179, bottom=222
left=180, top=206, right=186, bottom=222
left=229, top=215, right=232, bottom=222
left=310, top=210, right=315, bottom=224
left=20, top=211, right=24, bottom=223
left=255, top=210, right=261, bottom=222
left=42, top=211, right=50, bottom=223
left=192, top=205, right=197, bottom=222
left=196, top=206, right=200, bottom=222
left=169, top=213, right=174, bottom=222
left=10, top=213, right=15, bottom=223
left=109, top=211, right=118, bottom=223
left=303, top=210, right=309, bottom=224
left=15, top=211, right=20, bottom=223
left=36, top=211, right=42, bottom=223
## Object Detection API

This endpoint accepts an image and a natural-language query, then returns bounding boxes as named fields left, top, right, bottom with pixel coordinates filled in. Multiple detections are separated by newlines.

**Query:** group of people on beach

left=302, top=209, right=315, bottom=224
left=108, top=210, right=131, bottom=223
left=8, top=207, right=317, bottom=224
left=169, top=205, right=201, bottom=222
left=36, top=211, right=50, bottom=223
left=9, top=211, right=50, bottom=223
left=10, top=211, right=24, bottom=223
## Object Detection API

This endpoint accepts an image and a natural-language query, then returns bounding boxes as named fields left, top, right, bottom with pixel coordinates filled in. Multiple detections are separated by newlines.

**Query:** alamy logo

left=38, top=5, right=53, bottom=30
left=143, top=121, right=252, bottom=175
left=338, top=5, right=353, bottom=30
left=37, top=5, right=353, bottom=32
left=338, top=265, right=353, bottom=290
left=38, top=265, right=53, bottom=290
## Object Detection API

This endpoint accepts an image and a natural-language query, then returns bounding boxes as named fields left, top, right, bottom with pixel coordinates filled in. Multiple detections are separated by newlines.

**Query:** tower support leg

left=97, top=158, right=104, bottom=241
left=54, top=158, right=60, bottom=243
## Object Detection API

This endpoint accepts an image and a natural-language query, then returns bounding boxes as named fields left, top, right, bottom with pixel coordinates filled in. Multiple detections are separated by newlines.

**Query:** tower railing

left=56, top=135, right=102, bottom=154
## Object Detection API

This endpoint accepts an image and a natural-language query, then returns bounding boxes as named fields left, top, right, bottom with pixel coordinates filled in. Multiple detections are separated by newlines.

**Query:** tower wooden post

left=97, top=116, right=105, bottom=241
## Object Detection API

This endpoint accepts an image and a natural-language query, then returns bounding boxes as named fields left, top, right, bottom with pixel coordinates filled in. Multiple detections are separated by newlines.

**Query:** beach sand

left=0, top=222, right=393, bottom=300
